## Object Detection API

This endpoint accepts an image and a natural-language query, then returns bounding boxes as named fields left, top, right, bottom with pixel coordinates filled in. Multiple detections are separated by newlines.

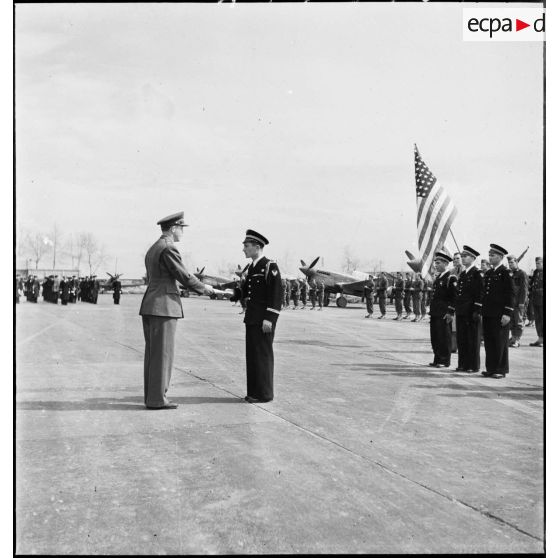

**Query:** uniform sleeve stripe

left=266, top=308, right=280, bottom=314
left=474, top=303, right=482, bottom=306
left=505, top=306, right=514, bottom=311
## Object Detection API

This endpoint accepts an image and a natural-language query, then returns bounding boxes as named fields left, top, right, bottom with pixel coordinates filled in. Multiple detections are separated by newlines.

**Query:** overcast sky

left=15, top=2, right=543, bottom=278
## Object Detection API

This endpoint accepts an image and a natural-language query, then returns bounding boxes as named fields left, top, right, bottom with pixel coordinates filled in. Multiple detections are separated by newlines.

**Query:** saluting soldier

left=113, top=278, right=122, bottom=305
left=317, top=280, right=325, bottom=310
left=507, top=255, right=528, bottom=347
left=375, top=272, right=388, bottom=319
left=233, top=229, right=282, bottom=403
left=411, top=272, right=424, bottom=322
left=403, top=272, right=413, bottom=319
left=364, top=275, right=375, bottom=318
left=393, top=272, right=404, bottom=320
left=454, top=246, right=483, bottom=372
left=428, top=252, right=457, bottom=368
left=481, top=244, right=514, bottom=378
left=529, top=257, right=544, bottom=347
left=139, top=211, right=213, bottom=409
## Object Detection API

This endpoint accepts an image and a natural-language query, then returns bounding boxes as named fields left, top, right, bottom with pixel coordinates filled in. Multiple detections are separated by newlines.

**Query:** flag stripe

left=413, top=146, right=457, bottom=279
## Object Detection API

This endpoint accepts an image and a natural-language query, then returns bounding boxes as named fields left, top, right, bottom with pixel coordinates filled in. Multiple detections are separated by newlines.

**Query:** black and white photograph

left=14, top=1, right=547, bottom=554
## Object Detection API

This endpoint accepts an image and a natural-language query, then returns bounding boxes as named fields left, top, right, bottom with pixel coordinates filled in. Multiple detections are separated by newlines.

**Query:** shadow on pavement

left=16, top=395, right=244, bottom=411
left=411, top=383, right=543, bottom=401
left=277, top=339, right=367, bottom=349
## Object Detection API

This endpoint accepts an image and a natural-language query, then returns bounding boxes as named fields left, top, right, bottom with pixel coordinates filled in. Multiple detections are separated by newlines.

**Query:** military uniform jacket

left=411, top=278, right=424, bottom=294
left=510, top=269, right=528, bottom=307
left=404, top=279, right=413, bottom=292
left=139, top=235, right=206, bottom=318
left=481, top=264, right=514, bottom=318
left=376, top=278, right=388, bottom=293
left=429, top=271, right=457, bottom=317
left=454, top=266, right=483, bottom=316
left=363, top=281, right=375, bottom=298
left=240, top=257, right=282, bottom=325
left=394, top=278, right=404, bottom=296
left=530, top=269, right=544, bottom=306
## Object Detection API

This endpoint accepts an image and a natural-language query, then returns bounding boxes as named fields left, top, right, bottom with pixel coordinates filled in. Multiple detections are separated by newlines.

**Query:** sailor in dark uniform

left=529, top=257, right=544, bottom=347
left=232, top=230, right=282, bottom=403
left=428, top=252, right=457, bottom=368
left=454, top=246, right=483, bottom=372
left=481, top=244, right=514, bottom=378
left=113, top=279, right=122, bottom=305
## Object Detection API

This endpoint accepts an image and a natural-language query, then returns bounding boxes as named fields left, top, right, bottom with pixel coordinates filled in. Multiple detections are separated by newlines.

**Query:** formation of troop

left=426, top=245, right=544, bottom=380
left=15, top=275, right=108, bottom=305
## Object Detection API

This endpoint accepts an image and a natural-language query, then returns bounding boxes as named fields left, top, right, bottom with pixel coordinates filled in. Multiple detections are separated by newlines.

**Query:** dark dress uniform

left=481, top=262, right=514, bottom=376
left=60, top=279, right=70, bottom=305
left=530, top=267, right=544, bottom=343
left=300, top=280, right=308, bottom=308
left=113, top=280, right=122, bottom=305
left=239, top=255, right=282, bottom=401
left=455, top=265, right=483, bottom=371
left=376, top=276, right=388, bottom=317
left=139, top=213, right=206, bottom=408
left=393, top=277, right=404, bottom=318
left=429, top=269, right=457, bottom=367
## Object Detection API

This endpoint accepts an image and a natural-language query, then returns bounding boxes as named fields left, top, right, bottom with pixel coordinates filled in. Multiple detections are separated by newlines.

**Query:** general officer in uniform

left=454, top=246, right=483, bottom=372
left=529, top=257, right=544, bottom=347
left=232, top=229, right=282, bottom=403
left=428, top=252, right=457, bottom=368
left=507, top=255, right=528, bottom=348
left=481, top=244, right=514, bottom=378
left=375, top=272, right=388, bottom=319
left=139, top=212, right=213, bottom=409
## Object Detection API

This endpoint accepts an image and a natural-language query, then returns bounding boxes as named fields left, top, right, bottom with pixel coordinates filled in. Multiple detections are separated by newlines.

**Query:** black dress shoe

left=428, top=362, right=438, bottom=367
left=491, top=373, right=506, bottom=379
left=455, top=367, right=465, bottom=372
left=465, top=369, right=479, bottom=373
left=245, top=396, right=273, bottom=403
left=146, top=402, right=178, bottom=410
left=481, top=371, right=494, bottom=377
left=435, top=364, right=449, bottom=368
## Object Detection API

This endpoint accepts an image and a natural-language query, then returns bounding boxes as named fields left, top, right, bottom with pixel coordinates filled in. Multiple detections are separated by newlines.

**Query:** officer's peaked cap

left=462, top=245, right=480, bottom=258
left=244, top=229, right=269, bottom=246
left=489, top=243, right=508, bottom=256
left=434, top=252, right=452, bottom=263
left=157, top=211, right=188, bottom=227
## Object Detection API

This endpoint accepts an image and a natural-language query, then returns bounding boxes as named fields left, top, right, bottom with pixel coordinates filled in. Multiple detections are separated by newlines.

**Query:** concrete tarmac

left=16, top=295, right=544, bottom=554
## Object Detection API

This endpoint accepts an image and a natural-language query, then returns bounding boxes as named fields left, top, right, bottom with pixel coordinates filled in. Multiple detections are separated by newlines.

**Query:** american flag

left=414, top=144, right=457, bottom=277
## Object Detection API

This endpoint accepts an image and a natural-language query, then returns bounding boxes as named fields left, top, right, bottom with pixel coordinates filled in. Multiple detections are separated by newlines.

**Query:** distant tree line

left=17, top=225, right=110, bottom=276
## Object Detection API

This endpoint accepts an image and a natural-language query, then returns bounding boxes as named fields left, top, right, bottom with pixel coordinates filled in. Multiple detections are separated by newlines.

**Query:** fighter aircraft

left=101, top=273, right=146, bottom=292
left=298, top=257, right=371, bottom=307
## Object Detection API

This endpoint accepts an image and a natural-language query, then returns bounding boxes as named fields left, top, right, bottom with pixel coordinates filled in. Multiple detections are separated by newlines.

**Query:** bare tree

left=65, top=233, right=87, bottom=272
left=25, top=232, right=51, bottom=270
left=83, top=233, right=109, bottom=275
left=341, top=245, right=360, bottom=274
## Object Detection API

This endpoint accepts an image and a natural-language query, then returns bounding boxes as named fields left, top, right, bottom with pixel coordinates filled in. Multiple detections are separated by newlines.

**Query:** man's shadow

left=16, top=395, right=245, bottom=411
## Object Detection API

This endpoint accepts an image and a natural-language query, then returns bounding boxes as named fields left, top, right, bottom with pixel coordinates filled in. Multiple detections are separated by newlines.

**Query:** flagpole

left=449, top=228, right=460, bottom=253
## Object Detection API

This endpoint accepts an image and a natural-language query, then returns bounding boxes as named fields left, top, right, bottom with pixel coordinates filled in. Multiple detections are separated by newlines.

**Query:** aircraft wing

left=337, top=279, right=368, bottom=297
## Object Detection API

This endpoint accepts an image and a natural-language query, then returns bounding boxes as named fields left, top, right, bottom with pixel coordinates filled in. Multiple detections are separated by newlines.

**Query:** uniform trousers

left=246, top=323, right=275, bottom=401
left=365, top=296, right=374, bottom=314
left=482, top=316, right=510, bottom=373
left=394, top=296, right=403, bottom=315
left=420, top=294, right=427, bottom=317
left=404, top=293, right=412, bottom=314
left=430, top=316, right=452, bottom=366
left=534, top=304, right=544, bottom=339
left=113, top=294, right=121, bottom=305
left=291, top=293, right=299, bottom=307
left=526, top=298, right=535, bottom=322
left=456, top=315, right=481, bottom=371
left=309, top=292, right=316, bottom=308
left=412, top=294, right=422, bottom=316
left=142, top=315, right=177, bottom=407
left=377, top=294, right=386, bottom=315
left=510, top=307, right=524, bottom=340
left=317, top=293, right=324, bottom=308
